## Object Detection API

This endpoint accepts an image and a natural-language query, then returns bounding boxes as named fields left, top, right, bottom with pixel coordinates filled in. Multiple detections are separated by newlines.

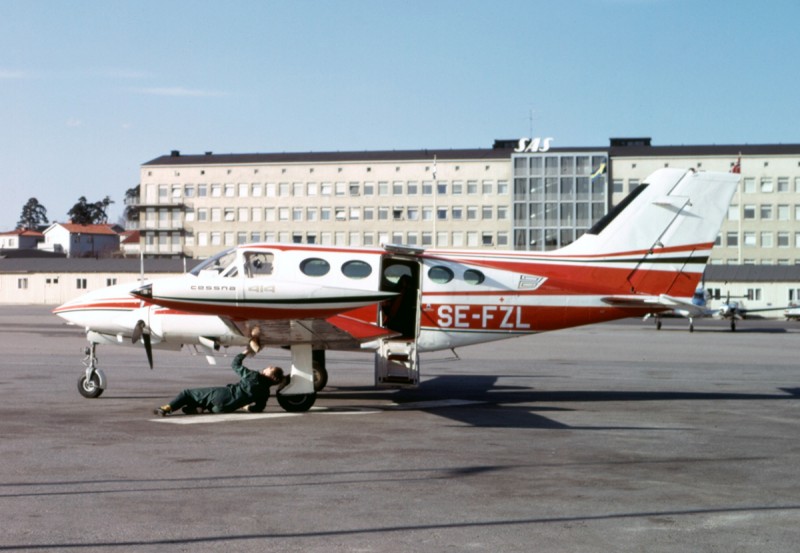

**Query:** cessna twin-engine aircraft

left=54, top=168, right=739, bottom=412
left=644, top=288, right=787, bottom=332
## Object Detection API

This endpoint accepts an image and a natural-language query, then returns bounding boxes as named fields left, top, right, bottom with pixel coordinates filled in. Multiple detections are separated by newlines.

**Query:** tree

left=123, top=185, right=140, bottom=226
left=68, top=195, right=114, bottom=225
left=17, top=197, right=49, bottom=230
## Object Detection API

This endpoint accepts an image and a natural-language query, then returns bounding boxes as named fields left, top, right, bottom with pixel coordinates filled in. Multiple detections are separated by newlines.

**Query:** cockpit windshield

left=189, top=248, right=238, bottom=277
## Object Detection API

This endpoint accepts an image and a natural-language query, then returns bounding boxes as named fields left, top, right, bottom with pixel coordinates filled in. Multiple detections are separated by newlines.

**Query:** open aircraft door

left=374, top=252, right=422, bottom=388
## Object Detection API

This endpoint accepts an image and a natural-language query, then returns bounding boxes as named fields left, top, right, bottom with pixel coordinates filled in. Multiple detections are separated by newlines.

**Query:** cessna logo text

left=191, top=285, right=236, bottom=291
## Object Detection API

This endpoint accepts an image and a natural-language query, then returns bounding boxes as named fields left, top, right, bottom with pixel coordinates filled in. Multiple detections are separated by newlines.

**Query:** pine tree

left=17, top=197, right=49, bottom=230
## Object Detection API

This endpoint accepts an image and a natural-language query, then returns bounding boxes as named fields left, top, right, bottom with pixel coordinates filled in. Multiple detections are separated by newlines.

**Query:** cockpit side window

left=190, top=248, right=238, bottom=277
left=244, top=252, right=274, bottom=277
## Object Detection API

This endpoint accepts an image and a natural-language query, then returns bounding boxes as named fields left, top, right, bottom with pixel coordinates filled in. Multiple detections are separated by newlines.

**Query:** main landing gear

left=275, top=344, right=320, bottom=413
left=77, top=343, right=107, bottom=399
left=275, top=360, right=328, bottom=412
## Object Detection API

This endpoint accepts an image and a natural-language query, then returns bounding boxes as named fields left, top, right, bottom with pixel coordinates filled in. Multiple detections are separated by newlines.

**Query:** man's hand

left=246, top=326, right=262, bottom=355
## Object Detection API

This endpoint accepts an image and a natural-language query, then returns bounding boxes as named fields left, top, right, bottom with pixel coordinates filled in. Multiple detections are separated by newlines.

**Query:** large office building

left=135, top=139, right=800, bottom=265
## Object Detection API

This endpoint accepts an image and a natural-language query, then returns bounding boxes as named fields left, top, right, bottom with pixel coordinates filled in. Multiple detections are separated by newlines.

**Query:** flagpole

left=432, top=155, right=437, bottom=246
left=733, top=153, right=742, bottom=264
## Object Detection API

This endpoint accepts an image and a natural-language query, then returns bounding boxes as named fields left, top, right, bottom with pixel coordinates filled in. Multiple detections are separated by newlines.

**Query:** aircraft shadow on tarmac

left=324, top=376, right=800, bottom=430
left=648, top=326, right=789, bottom=334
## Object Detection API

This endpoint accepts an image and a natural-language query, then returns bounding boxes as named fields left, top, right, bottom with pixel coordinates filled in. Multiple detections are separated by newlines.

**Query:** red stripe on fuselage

left=142, top=297, right=371, bottom=321
left=52, top=299, right=142, bottom=314
left=418, top=303, right=657, bottom=334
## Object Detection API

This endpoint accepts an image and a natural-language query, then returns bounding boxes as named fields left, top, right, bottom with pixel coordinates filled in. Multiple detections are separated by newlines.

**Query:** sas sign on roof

left=514, top=137, right=554, bottom=153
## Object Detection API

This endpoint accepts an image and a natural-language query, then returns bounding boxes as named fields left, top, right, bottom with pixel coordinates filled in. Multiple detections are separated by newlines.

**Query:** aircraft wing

left=225, top=313, right=400, bottom=351
left=601, top=294, right=712, bottom=317
left=739, top=305, right=792, bottom=317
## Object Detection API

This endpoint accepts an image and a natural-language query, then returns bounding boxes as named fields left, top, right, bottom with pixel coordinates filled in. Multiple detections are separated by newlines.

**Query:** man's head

left=262, top=366, right=284, bottom=381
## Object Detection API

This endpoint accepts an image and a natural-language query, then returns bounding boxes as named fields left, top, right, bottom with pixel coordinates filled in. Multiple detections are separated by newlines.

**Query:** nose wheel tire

left=77, top=373, right=104, bottom=398
left=277, top=392, right=316, bottom=412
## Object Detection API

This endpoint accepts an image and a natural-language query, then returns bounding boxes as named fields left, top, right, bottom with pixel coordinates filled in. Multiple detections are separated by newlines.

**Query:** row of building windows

left=613, top=176, right=800, bottom=195
left=513, top=177, right=606, bottom=201
left=719, top=231, right=800, bottom=248
left=513, top=202, right=605, bottom=228
left=727, top=204, right=800, bottom=220
left=150, top=180, right=510, bottom=202
left=513, top=155, right=607, bottom=176
left=146, top=205, right=511, bottom=225
left=16, top=277, right=118, bottom=289
left=144, top=230, right=510, bottom=250
left=719, top=260, right=800, bottom=266
left=513, top=228, right=590, bottom=249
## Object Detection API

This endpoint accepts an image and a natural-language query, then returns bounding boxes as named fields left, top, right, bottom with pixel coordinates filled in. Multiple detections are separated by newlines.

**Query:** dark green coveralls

left=167, top=353, right=279, bottom=413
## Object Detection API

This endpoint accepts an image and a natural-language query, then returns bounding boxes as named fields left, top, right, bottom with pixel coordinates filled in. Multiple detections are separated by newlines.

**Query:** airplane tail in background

left=558, top=168, right=739, bottom=297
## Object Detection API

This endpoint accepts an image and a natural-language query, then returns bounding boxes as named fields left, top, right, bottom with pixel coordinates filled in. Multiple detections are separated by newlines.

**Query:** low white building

left=0, top=258, right=196, bottom=305
left=704, top=265, right=800, bottom=316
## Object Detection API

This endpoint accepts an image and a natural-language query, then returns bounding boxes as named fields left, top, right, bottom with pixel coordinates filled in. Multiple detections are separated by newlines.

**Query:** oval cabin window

left=300, top=258, right=331, bottom=277
left=463, top=269, right=485, bottom=285
left=428, top=265, right=454, bottom=284
left=342, top=260, right=372, bottom=279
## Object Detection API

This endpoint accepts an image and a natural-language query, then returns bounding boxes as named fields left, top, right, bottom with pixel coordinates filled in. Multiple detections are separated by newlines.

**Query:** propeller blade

left=131, top=319, right=154, bottom=369
left=131, top=320, right=144, bottom=344
left=143, top=332, right=154, bottom=369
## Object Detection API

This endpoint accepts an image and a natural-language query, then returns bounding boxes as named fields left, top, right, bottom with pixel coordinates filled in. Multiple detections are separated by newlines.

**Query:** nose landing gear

left=77, top=343, right=107, bottom=399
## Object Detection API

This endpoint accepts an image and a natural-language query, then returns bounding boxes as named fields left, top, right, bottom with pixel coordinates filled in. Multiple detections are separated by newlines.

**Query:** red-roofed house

left=42, top=223, right=121, bottom=258
left=120, top=230, right=141, bottom=256
left=0, top=229, right=44, bottom=250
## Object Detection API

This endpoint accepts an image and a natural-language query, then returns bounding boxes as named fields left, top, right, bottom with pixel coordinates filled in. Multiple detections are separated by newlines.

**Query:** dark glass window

left=300, top=258, right=330, bottom=277
left=428, top=266, right=454, bottom=284
left=463, top=269, right=485, bottom=285
left=342, top=260, right=372, bottom=279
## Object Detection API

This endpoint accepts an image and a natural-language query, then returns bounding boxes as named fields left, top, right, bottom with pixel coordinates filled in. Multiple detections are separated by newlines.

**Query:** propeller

left=718, top=291, right=744, bottom=320
left=132, top=320, right=154, bottom=369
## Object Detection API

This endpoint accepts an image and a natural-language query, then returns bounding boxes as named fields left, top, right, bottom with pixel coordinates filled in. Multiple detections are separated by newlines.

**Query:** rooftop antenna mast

left=529, top=108, right=535, bottom=137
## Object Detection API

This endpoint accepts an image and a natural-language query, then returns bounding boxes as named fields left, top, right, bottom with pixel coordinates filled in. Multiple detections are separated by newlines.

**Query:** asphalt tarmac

left=2, top=306, right=800, bottom=552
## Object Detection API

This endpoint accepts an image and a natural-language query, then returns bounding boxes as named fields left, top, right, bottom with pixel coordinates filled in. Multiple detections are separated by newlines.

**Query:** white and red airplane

left=54, top=168, right=739, bottom=412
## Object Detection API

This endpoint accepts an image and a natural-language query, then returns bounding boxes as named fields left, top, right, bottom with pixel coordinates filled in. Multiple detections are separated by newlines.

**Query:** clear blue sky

left=2, top=0, right=799, bottom=230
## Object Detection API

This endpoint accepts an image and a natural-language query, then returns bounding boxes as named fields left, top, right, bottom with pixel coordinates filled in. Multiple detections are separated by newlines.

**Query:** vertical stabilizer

left=557, top=168, right=739, bottom=295
left=561, top=169, right=738, bottom=256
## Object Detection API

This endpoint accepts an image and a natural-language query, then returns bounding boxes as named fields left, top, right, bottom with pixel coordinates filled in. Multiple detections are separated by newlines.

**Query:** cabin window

left=428, top=266, right=454, bottom=284
left=342, top=260, right=372, bottom=279
left=383, top=264, right=412, bottom=284
left=463, top=269, right=485, bottom=285
left=245, top=252, right=274, bottom=277
left=300, top=258, right=331, bottom=277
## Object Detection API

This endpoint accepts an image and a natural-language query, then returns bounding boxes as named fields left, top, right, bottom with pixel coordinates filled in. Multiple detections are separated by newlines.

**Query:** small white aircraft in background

left=54, top=168, right=739, bottom=412
left=643, top=288, right=788, bottom=332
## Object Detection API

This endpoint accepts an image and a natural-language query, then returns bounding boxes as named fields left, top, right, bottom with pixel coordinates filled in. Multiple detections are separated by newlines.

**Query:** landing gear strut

left=77, top=343, right=107, bottom=399
left=276, top=343, right=317, bottom=412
